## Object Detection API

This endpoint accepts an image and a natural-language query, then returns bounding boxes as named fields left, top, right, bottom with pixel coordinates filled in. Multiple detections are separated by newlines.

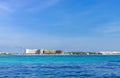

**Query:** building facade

left=25, top=49, right=43, bottom=54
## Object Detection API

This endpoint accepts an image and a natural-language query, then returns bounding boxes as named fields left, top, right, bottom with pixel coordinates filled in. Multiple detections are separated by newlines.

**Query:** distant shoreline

left=1, top=54, right=120, bottom=56
left=1, top=51, right=120, bottom=56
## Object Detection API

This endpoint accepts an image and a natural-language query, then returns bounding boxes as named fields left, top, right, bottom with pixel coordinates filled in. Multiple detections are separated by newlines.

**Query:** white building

left=100, top=51, right=120, bottom=55
left=40, top=48, right=44, bottom=54
left=25, top=49, right=43, bottom=54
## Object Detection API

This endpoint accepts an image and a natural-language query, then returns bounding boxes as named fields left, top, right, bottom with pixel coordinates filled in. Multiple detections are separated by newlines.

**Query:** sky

left=0, top=0, right=120, bottom=52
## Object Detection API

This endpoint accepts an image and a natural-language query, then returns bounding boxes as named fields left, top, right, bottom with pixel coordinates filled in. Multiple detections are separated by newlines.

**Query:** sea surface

left=0, top=55, right=120, bottom=78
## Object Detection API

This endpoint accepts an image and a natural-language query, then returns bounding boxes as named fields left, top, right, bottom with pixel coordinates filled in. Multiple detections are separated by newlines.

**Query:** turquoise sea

left=0, top=55, right=120, bottom=78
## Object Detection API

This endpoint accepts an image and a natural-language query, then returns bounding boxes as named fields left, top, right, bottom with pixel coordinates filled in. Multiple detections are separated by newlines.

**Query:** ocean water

left=0, top=55, right=120, bottom=78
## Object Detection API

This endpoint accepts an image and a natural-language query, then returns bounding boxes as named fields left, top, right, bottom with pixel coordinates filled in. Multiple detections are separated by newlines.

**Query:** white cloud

left=27, top=0, right=59, bottom=12
left=94, top=21, right=120, bottom=34
left=0, top=0, right=59, bottom=14
left=0, top=3, right=13, bottom=15
left=0, top=4, right=11, bottom=11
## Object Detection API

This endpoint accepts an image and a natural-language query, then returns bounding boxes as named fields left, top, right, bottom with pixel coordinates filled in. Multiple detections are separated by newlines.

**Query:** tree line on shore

left=65, top=52, right=102, bottom=55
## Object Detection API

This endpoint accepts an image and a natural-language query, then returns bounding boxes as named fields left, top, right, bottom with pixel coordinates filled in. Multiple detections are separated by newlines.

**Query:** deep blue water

left=0, top=55, right=120, bottom=78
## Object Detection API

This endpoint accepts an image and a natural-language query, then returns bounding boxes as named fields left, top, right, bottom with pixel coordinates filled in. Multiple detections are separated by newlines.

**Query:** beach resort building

left=25, top=49, right=64, bottom=55
left=43, top=50, right=64, bottom=54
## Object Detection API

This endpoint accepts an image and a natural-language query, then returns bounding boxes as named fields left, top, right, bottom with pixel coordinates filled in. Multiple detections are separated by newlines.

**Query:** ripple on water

left=0, top=55, right=120, bottom=78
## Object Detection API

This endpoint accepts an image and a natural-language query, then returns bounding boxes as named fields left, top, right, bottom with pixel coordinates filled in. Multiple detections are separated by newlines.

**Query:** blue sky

left=0, top=0, right=120, bottom=52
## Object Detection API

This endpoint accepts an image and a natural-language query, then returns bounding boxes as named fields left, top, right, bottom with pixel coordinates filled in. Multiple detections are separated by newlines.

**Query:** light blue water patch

left=0, top=55, right=120, bottom=64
